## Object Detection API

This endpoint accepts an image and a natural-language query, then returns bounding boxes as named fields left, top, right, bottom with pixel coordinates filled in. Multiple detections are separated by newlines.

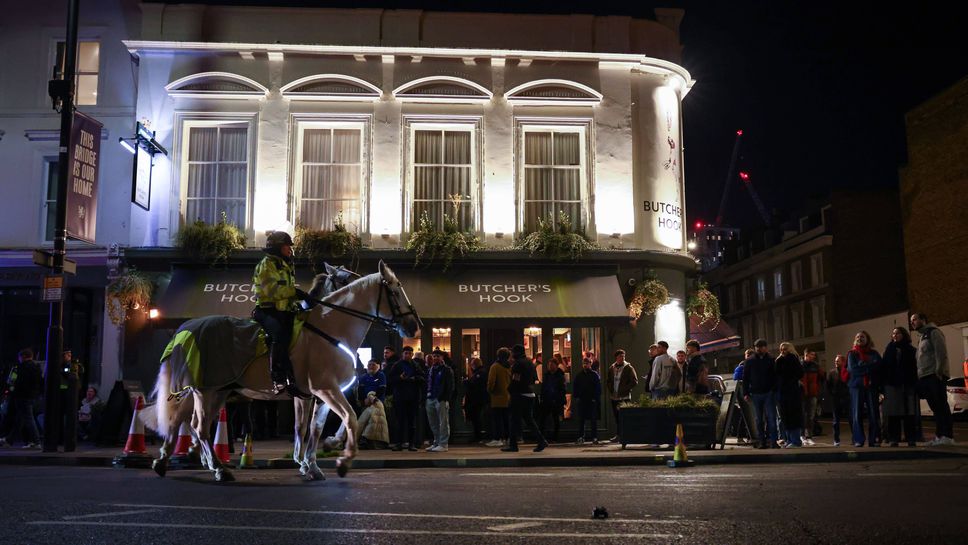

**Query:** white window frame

left=291, top=116, right=370, bottom=234
left=773, top=268, right=784, bottom=299
left=810, top=253, right=824, bottom=288
left=515, top=118, right=594, bottom=236
left=403, top=117, right=482, bottom=234
left=40, top=157, right=59, bottom=242
left=791, top=260, right=803, bottom=293
left=174, top=114, right=258, bottom=238
left=756, top=276, right=767, bottom=303
left=52, top=39, right=100, bottom=106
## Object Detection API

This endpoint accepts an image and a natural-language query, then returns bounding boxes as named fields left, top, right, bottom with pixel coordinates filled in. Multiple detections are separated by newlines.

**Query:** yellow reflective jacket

left=253, top=254, right=297, bottom=311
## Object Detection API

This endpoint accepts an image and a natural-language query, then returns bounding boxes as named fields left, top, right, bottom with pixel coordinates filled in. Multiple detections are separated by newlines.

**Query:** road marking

left=655, top=473, right=754, bottom=479
left=63, top=509, right=158, bottom=520
left=858, top=473, right=965, bottom=477
left=462, top=472, right=553, bottom=477
left=487, top=521, right=545, bottom=531
left=28, top=521, right=678, bottom=539
left=107, top=503, right=678, bottom=524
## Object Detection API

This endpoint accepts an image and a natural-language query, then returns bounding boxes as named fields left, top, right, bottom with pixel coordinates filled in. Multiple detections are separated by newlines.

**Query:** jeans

left=490, top=407, right=509, bottom=441
left=802, top=397, right=819, bottom=439
left=509, top=395, right=545, bottom=449
left=425, top=399, right=450, bottom=448
left=750, top=392, right=778, bottom=445
left=611, top=399, right=628, bottom=439
left=849, top=386, right=880, bottom=446
left=919, top=375, right=954, bottom=439
left=12, top=398, right=40, bottom=445
left=832, top=399, right=847, bottom=444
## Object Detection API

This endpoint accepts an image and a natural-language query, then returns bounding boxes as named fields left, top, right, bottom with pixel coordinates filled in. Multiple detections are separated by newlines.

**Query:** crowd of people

left=735, top=312, right=955, bottom=449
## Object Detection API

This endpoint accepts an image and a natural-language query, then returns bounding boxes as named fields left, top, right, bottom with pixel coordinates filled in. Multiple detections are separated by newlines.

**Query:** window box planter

left=618, top=406, right=719, bottom=449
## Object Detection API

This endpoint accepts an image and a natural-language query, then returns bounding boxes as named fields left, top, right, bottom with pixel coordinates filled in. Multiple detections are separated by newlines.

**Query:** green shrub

left=176, top=211, right=246, bottom=265
left=405, top=196, right=483, bottom=271
left=629, top=393, right=719, bottom=413
left=294, top=212, right=363, bottom=272
left=514, top=211, right=597, bottom=261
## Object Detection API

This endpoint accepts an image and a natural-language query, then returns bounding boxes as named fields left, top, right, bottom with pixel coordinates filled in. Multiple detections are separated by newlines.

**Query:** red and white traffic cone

left=169, top=421, right=201, bottom=469
left=172, top=422, right=193, bottom=457
left=213, top=407, right=231, bottom=464
left=113, top=396, right=152, bottom=468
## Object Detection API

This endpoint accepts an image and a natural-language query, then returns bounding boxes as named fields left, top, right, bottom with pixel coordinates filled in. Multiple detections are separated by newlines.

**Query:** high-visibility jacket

left=253, top=254, right=297, bottom=312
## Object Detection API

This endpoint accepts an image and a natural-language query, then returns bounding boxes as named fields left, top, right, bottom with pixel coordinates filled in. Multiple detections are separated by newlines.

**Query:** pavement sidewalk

left=2, top=438, right=966, bottom=470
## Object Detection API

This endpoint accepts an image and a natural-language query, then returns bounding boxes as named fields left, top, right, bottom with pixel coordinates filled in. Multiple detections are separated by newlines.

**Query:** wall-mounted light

left=118, top=137, right=137, bottom=154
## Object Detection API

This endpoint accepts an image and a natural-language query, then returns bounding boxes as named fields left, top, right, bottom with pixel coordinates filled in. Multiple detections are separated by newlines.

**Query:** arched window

left=505, top=79, right=602, bottom=106
left=281, top=74, right=381, bottom=101
left=393, top=76, right=492, bottom=104
left=166, top=72, right=268, bottom=100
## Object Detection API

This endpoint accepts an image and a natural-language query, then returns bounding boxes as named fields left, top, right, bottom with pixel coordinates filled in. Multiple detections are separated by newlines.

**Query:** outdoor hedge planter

left=618, top=407, right=719, bottom=449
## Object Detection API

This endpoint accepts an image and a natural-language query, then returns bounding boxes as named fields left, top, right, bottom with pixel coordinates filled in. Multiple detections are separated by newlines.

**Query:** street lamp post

left=43, top=0, right=80, bottom=453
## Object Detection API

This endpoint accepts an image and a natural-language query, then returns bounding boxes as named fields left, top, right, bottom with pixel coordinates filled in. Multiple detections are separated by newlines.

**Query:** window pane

left=555, top=169, right=580, bottom=201
left=46, top=162, right=59, bottom=200
left=525, top=132, right=552, bottom=165
left=303, top=129, right=332, bottom=163
left=524, top=169, right=552, bottom=201
left=442, top=167, right=471, bottom=198
left=443, top=131, right=470, bottom=164
left=218, top=164, right=247, bottom=199
left=330, top=165, right=360, bottom=199
left=188, top=128, right=217, bottom=161
left=559, top=202, right=581, bottom=229
left=75, top=75, right=97, bottom=105
left=301, top=165, right=330, bottom=199
left=187, top=164, right=216, bottom=198
left=217, top=199, right=246, bottom=227
left=524, top=202, right=553, bottom=232
left=414, top=166, right=442, bottom=201
left=554, top=133, right=580, bottom=166
left=186, top=199, right=215, bottom=224
left=415, top=131, right=442, bottom=164
left=77, top=42, right=99, bottom=73
left=332, top=129, right=360, bottom=164
left=219, top=128, right=247, bottom=162
left=300, top=200, right=325, bottom=230
left=45, top=205, right=56, bottom=241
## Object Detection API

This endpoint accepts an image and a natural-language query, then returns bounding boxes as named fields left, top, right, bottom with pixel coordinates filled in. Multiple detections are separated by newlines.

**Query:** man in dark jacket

left=425, top=351, right=454, bottom=452
left=462, top=358, right=488, bottom=443
left=573, top=357, right=602, bottom=444
left=537, top=359, right=567, bottom=442
left=685, top=340, right=709, bottom=395
left=502, top=345, right=548, bottom=453
left=0, top=348, right=43, bottom=448
left=743, top=339, right=778, bottom=449
left=387, top=346, right=424, bottom=451
left=826, top=354, right=850, bottom=446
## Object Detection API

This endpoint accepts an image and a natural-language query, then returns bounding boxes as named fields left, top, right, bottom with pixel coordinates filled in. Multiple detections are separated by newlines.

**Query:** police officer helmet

left=265, top=231, right=294, bottom=250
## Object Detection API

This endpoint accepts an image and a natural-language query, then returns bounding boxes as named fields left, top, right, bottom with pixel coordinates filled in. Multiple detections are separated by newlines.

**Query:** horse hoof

left=152, top=459, right=168, bottom=478
left=336, top=462, right=349, bottom=478
left=298, top=464, right=309, bottom=476
left=308, top=469, right=325, bottom=481
left=215, top=470, right=235, bottom=483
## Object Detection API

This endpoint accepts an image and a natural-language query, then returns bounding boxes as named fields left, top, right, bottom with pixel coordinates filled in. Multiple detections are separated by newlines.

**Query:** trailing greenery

left=106, top=270, right=154, bottom=325
left=176, top=211, right=246, bottom=265
left=294, top=211, right=363, bottom=272
left=514, top=210, right=597, bottom=261
left=405, top=195, right=483, bottom=271
left=621, top=393, right=720, bottom=413
left=628, top=273, right=670, bottom=321
left=687, top=281, right=721, bottom=327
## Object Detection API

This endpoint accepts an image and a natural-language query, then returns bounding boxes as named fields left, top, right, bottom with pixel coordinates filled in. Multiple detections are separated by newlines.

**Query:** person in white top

left=649, top=341, right=681, bottom=400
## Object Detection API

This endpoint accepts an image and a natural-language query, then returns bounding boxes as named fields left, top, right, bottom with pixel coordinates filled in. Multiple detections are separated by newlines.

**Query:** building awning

left=689, top=315, right=742, bottom=354
left=396, top=270, right=629, bottom=321
left=156, top=267, right=317, bottom=320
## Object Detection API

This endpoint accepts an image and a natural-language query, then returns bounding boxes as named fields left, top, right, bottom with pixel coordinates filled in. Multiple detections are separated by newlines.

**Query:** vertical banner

left=67, top=111, right=102, bottom=243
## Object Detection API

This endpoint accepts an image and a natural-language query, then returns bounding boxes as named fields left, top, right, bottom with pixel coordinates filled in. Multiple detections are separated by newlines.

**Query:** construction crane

left=714, top=130, right=743, bottom=226
left=738, top=171, right=771, bottom=226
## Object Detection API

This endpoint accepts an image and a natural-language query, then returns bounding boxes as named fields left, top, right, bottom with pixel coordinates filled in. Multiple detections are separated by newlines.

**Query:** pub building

left=102, top=4, right=738, bottom=438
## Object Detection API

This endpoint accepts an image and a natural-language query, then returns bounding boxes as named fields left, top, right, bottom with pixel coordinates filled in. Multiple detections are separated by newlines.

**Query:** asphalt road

left=3, top=458, right=966, bottom=544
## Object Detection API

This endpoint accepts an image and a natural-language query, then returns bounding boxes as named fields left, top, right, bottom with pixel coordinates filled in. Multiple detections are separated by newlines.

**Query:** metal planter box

left=618, top=407, right=719, bottom=449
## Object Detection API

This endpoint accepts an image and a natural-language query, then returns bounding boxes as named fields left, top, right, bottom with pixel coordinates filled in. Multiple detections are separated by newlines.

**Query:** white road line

left=487, top=521, right=546, bottom=532
left=28, top=521, right=678, bottom=539
left=858, top=473, right=965, bottom=477
left=107, top=503, right=679, bottom=525
left=654, top=474, right=754, bottom=479
left=63, top=509, right=159, bottom=520
left=462, top=472, right=553, bottom=477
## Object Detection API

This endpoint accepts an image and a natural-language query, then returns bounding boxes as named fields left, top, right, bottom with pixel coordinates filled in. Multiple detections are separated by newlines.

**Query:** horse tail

left=148, top=345, right=194, bottom=438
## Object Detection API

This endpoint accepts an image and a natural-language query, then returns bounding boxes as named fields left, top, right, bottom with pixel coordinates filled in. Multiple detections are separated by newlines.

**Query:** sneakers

left=484, top=439, right=504, bottom=447
left=776, top=439, right=787, bottom=447
left=429, top=445, right=449, bottom=452
left=391, top=444, right=403, bottom=451
left=930, top=436, right=956, bottom=446
left=833, top=441, right=840, bottom=447
left=425, top=444, right=439, bottom=452
left=22, top=442, right=40, bottom=449
left=533, top=441, right=548, bottom=453
left=592, top=439, right=600, bottom=445
left=608, top=436, right=619, bottom=443
left=803, top=438, right=816, bottom=446
left=575, top=438, right=585, bottom=446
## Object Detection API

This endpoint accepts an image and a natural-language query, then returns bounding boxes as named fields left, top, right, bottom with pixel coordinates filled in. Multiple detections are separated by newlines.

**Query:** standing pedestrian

left=801, top=349, right=824, bottom=446
left=847, top=330, right=882, bottom=447
left=0, top=349, right=43, bottom=449
left=675, top=350, right=688, bottom=393
left=910, top=313, right=955, bottom=445
left=502, top=345, right=547, bottom=453
left=424, top=351, right=454, bottom=452
left=644, top=344, right=659, bottom=394
left=358, top=359, right=387, bottom=402
left=743, top=339, right=778, bottom=449
left=537, top=357, right=566, bottom=442
left=684, top=340, right=709, bottom=395
left=462, top=357, right=488, bottom=444
left=826, top=355, right=850, bottom=446
left=775, top=342, right=804, bottom=448
left=387, top=346, right=424, bottom=451
left=733, top=348, right=758, bottom=442
left=882, top=327, right=918, bottom=447
left=606, top=349, right=638, bottom=443
left=649, top=341, right=680, bottom=400
left=485, top=347, right=512, bottom=447
left=573, top=357, right=601, bottom=445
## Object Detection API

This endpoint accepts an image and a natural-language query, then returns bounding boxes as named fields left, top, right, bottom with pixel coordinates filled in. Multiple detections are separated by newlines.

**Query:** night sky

left=158, top=0, right=967, bottom=228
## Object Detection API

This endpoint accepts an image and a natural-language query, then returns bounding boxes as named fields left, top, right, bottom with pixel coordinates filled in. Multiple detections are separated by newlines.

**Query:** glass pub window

left=43, top=159, right=59, bottom=241
left=413, top=129, right=473, bottom=231
left=185, top=124, right=248, bottom=228
left=298, top=127, right=362, bottom=232
left=56, top=41, right=99, bottom=106
left=523, top=130, right=582, bottom=232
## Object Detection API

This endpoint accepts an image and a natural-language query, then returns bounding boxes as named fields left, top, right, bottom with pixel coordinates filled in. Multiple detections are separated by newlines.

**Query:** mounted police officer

left=252, top=231, right=311, bottom=399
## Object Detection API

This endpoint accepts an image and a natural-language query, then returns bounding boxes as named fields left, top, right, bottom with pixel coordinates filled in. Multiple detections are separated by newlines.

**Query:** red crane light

left=736, top=130, right=743, bottom=136
left=695, top=221, right=704, bottom=230
left=739, top=171, right=750, bottom=182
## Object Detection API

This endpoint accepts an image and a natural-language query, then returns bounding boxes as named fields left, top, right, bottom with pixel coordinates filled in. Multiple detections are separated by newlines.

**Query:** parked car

left=919, top=377, right=967, bottom=417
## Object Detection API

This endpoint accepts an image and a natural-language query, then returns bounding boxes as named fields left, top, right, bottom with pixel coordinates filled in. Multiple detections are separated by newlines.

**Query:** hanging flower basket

left=513, top=210, right=597, bottom=261
left=176, top=211, right=246, bottom=265
left=106, top=271, right=154, bottom=326
left=405, top=194, right=483, bottom=271
left=687, top=281, right=721, bottom=327
left=628, top=275, right=670, bottom=321
left=295, top=211, right=363, bottom=272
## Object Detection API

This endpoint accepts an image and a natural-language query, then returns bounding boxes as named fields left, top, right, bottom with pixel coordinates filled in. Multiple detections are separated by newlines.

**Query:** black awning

left=156, top=266, right=317, bottom=320
left=690, top=315, right=742, bottom=354
left=396, top=270, right=629, bottom=321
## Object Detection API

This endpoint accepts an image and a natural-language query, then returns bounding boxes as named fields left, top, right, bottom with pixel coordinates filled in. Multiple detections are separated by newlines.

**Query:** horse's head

left=308, top=263, right=360, bottom=299
left=378, top=260, right=422, bottom=338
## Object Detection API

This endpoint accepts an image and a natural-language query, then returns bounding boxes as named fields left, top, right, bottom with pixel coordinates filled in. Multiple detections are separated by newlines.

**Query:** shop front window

left=462, top=328, right=481, bottom=376
left=552, top=327, right=572, bottom=383
left=402, top=328, right=421, bottom=354
left=581, top=327, right=602, bottom=372
left=523, top=326, right=543, bottom=360
left=431, top=326, right=452, bottom=353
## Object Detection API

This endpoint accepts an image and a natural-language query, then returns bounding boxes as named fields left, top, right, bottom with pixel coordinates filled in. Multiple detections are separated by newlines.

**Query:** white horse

left=149, top=261, right=420, bottom=482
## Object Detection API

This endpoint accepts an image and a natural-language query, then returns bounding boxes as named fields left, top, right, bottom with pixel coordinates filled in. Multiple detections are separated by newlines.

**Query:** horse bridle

left=305, top=276, right=422, bottom=332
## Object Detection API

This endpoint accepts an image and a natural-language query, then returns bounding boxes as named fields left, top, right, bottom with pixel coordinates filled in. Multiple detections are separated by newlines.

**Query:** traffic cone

left=113, top=396, right=152, bottom=468
left=239, top=434, right=255, bottom=469
left=667, top=423, right=694, bottom=468
left=170, top=421, right=202, bottom=470
left=213, top=407, right=231, bottom=464
left=173, top=422, right=193, bottom=456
